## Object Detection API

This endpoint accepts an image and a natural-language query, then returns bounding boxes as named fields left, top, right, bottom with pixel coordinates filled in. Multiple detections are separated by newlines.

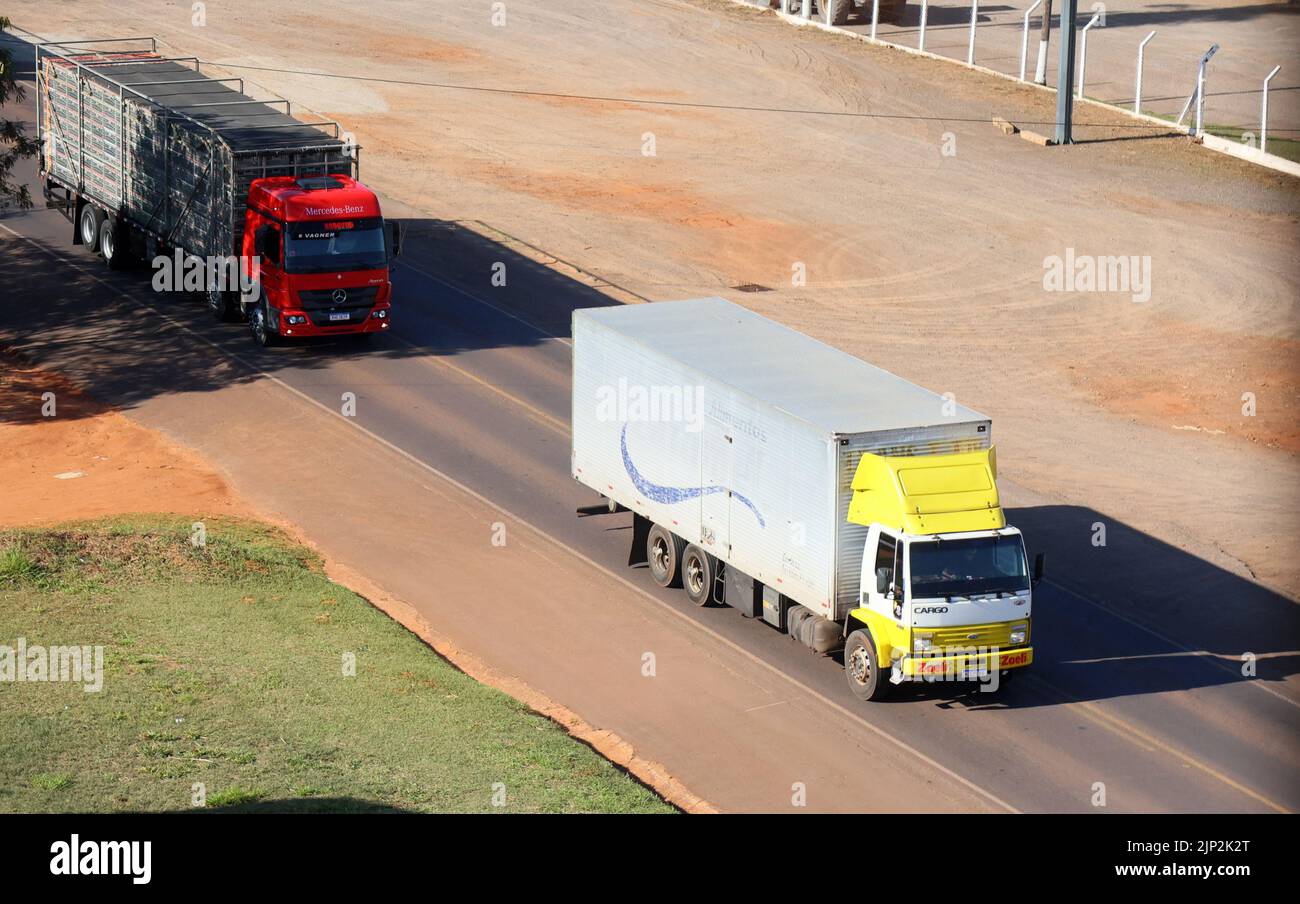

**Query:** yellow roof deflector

left=848, top=447, right=1005, bottom=535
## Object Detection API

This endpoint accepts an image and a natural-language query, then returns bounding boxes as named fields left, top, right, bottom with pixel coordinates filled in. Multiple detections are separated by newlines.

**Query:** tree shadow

left=168, top=796, right=412, bottom=813
left=0, top=214, right=622, bottom=424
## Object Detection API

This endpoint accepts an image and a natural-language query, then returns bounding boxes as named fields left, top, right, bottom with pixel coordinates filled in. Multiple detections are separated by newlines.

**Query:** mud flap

left=628, top=513, right=650, bottom=568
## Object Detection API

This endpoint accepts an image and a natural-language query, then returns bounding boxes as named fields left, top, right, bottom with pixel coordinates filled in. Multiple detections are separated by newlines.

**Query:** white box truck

left=572, top=298, right=1041, bottom=700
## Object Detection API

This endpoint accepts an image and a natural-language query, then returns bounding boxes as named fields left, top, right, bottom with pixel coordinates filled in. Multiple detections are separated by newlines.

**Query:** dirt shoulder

left=0, top=351, right=705, bottom=813
left=0, top=349, right=249, bottom=528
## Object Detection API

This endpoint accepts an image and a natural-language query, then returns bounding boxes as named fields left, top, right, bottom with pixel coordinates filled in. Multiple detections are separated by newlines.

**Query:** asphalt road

left=3, top=194, right=1298, bottom=813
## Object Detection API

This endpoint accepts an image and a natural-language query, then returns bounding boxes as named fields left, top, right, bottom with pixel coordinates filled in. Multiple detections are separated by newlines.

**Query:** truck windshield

left=284, top=218, right=386, bottom=274
left=909, top=536, right=1029, bottom=598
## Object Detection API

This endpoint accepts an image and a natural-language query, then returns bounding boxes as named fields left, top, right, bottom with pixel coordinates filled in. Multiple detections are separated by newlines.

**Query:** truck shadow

left=0, top=214, right=623, bottom=423
left=883, top=503, right=1299, bottom=710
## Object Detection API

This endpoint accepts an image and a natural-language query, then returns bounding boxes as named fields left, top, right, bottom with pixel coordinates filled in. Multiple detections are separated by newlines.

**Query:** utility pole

left=1054, top=0, right=1078, bottom=144
left=1034, top=0, right=1052, bottom=84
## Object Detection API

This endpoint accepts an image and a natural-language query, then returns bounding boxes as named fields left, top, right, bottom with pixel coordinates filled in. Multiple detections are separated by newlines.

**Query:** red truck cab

left=242, top=174, right=398, bottom=345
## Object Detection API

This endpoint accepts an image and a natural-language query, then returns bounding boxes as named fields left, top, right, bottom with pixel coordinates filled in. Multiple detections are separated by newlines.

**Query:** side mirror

left=389, top=221, right=402, bottom=259
left=875, top=567, right=890, bottom=595
left=1032, top=552, right=1046, bottom=588
left=253, top=225, right=269, bottom=257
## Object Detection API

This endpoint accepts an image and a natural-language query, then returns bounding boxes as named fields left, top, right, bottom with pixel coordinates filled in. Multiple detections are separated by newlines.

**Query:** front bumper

left=897, top=646, right=1033, bottom=680
left=276, top=307, right=391, bottom=337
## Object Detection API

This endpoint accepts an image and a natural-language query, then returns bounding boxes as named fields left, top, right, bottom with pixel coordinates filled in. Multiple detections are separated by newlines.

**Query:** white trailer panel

left=572, top=298, right=991, bottom=618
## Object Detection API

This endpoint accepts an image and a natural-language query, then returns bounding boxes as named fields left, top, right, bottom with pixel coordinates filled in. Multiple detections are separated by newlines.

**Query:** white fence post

left=1134, top=30, right=1156, bottom=113
left=801, top=0, right=811, bottom=19
left=919, top=0, right=930, bottom=52
left=1077, top=10, right=1103, bottom=98
left=871, top=0, right=880, bottom=40
left=1195, top=43, right=1219, bottom=137
left=967, top=1, right=979, bottom=66
left=1261, top=64, right=1281, bottom=154
left=1020, top=0, right=1044, bottom=82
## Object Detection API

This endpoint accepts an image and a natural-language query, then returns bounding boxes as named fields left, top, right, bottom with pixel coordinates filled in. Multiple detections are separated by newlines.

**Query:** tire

left=681, top=543, right=714, bottom=607
left=880, top=0, right=907, bottom=25
left=996, top=666, right=1026, bottom=688
left=646, top=524, right=681, bottom=588
left=845, top=629, right=890, bottom=701
left=207, top=286, right=239, bottom=322
left=78, top=204, right=104, bottom=252
left=818, top=0, right=854, bottom=26
left=99, top=219, right=128, bottom=271
left=249, top=299, right=278, bottom=347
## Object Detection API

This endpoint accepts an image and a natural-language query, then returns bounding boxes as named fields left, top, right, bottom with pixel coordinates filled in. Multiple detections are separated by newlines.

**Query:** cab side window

left=265, top=225, right=281, bottom=266
left=874, top=533, right=896, bottom=595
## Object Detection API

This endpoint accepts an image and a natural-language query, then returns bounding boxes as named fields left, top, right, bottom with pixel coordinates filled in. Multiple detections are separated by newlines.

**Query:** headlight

left=913, top=632, right=933, bottom=653
left=1010, top=623, right=1028, bottom=645
left=286, top=314, right=307, bottom=325
left=371, top=309, right=387, bottom=319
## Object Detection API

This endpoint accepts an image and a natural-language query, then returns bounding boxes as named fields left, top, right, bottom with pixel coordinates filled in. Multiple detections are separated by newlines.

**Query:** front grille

left=926, top=621, right=1018, bottom=650
left=297, top=286, right=378, bottom=326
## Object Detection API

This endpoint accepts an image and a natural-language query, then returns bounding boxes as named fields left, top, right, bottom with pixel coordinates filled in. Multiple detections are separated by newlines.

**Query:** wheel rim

left=685, top=554, right=705, bottom=596
left=848, top=644, right=871, bottom=685
left=651, top=536, right=670, bottom=577
left=252, top=307, right=266, bottom=342
left=102, top=228, right=113, bottom=260
left=80, top=210, right=96, bottom=245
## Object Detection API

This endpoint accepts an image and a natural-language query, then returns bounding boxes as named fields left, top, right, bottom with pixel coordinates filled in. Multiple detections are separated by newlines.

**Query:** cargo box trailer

left=572, top=298, right=1041, bottom=701
left=35, top=36, right=399, bottom=345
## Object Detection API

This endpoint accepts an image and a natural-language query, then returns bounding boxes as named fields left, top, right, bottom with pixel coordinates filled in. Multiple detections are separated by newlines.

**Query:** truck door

left=865, top=528, right=900, bottom=620
left=699, top=417, right=733, bottom=556
left=254, top=222, right=284, bottom=307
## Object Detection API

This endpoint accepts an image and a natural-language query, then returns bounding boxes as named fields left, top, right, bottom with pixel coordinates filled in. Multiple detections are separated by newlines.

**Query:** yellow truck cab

left=843, top=448, right=1041, bottom=700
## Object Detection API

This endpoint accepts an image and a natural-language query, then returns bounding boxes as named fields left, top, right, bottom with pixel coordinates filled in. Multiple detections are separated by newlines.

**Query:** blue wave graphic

left=620, top=423, right=765, bottom=528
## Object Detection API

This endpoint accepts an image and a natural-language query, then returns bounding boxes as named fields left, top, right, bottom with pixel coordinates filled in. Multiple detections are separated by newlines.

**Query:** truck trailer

left=572, top=298, right=1041, bottom=701
left=35, top=36, right=399, bottom=345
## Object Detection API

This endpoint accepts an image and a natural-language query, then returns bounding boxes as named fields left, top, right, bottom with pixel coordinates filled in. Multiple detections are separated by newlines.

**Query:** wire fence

left=746, top=0, right=1299, bottom=160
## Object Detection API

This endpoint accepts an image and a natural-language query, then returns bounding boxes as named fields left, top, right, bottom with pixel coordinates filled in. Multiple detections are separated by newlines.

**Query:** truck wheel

left=845, top=629, right=890, bottom=701
left=99, top=219, right=128, bottom=271
left=646, top=524, right=681, bottom=588
left=880, top=0, right=907, bottom=25
left=681, top=543, right=714, bottom=607
left=250, top=300, right=279, bottom=347
left=78, top=204, right=104, bottom=252
left=818, top=0, right=854, bottom=26
left=207, top=286, right=239, bottom=322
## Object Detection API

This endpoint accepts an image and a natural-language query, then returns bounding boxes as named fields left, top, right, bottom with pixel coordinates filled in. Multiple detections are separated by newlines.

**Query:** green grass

left=0, top=516, right=673, bottom=813
left=1133, top=107, right=1300, bottom=164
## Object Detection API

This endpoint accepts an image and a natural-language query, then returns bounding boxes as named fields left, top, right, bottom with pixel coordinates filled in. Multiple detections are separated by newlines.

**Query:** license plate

left=329, top=312, right=350, bottom=322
